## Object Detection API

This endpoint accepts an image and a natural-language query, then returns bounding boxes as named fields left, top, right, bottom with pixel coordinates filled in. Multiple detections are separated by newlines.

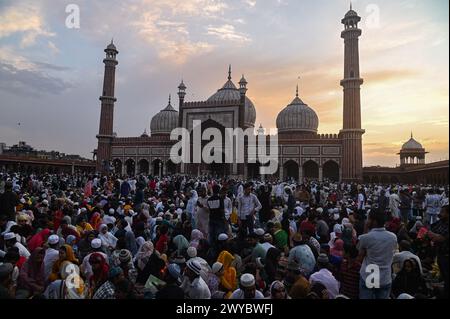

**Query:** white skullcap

left=218, top=233, right=229, bottom=241
left=42, top=199, right=49, bottom=205
left=316, top=207, right=324, bottom=214
left=3, top=232, right=16, bottom=241
left=187, top=246, right=197, bottom=258
left=108, top=208, right=115, bottom=215
left=91, top=238, right=102, bottom=249
left=48, top=234, right=60, bottom=245
left=397, top=293, right=414, bottom=299
left=240, top=273, right=256, bottom=288
left=212, top=262, right=224, bottom=274
left=254, top=228, right=265, bottom=236
left=186, top=259, right=202, bottom=276
left=20, top=198, right=26, bottom=204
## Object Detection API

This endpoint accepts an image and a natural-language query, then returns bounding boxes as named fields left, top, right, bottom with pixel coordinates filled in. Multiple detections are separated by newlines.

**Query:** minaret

left=96, top=40, right=118, bottom=173
left=340, top=7, right=365, bottom=182
left=238, top=72, right=248, bottom=128
left=178, top=79, right=186, bottom=127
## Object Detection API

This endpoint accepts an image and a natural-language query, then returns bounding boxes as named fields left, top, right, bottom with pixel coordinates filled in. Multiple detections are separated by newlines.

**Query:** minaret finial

left=168, top=94, right=171, bottom=105
left=228, top=64, right=232, bottom=80
left=296, top=84, right=299, bottom=97
left=411, top=131, right=413, bottom=139
left=111, top=38, right=114, bottom=44
left=350, top=2, right=352, bottom=10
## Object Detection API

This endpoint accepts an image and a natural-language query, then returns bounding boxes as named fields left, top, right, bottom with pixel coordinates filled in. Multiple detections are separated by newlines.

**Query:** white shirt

left=224, top=197, right=232, bottom=220
left=182, top=276, right=211, bottom=299
left=237, top=193, right=262, bottom=220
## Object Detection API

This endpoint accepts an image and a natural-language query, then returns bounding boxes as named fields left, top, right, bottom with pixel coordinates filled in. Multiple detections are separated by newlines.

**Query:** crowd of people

left=0, top=172, right=448, bottom=299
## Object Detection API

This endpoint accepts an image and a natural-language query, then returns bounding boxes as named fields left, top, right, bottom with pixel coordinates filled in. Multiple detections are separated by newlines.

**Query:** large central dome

left=150, top=96, right=179, bottom=135
left=207, top=68, right=256, bottom=127
left=276, top=88, right=319, bottom=134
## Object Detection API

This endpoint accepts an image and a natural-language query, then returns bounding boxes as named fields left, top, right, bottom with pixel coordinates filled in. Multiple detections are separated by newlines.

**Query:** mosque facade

left=95, top=9, right=366, bottom=182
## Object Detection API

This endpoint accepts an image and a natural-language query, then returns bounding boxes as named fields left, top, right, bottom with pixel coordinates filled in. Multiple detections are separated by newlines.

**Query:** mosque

left=95, top=8, right=366, bottom=182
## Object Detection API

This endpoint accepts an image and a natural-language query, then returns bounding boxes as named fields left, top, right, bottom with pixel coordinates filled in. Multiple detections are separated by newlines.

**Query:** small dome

left=276, top=91, right=319, bottom=134
left=207, top=75, right=256, bottom=127
left=345, top=9, right=358, bottom=18
left=150, top=97, right=179, bottom=135
left=402, top=136, right=423, bottom=150
left=106, top=39, right=117, bottom=52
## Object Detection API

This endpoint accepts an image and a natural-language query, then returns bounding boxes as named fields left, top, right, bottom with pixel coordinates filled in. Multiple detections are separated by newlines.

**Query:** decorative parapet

left=182, top=99, right=241, bottom=108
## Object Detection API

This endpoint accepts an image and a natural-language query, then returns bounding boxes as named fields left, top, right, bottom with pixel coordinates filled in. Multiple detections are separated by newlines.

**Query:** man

left=357, top=188, right=365, bottom=211
left=389, top=190, right=401, bottom=219
left=428, top=204, right=449, bottom=297
left=81, top=238, right=109, bottom=279
left=399, top=190, right=412, bottom=223
left=221, top=188, right=233, bottom=225
left=181, top=259, right=211, bottom=299
left=207, top=185, right=226, bottom=246
left=93, top=267, right=124, bottom=299
left=237, top=183, right=262, bottom=236
left=0, top=182, right=19, bottom=221
left=3, top=233, right=30, bottom=259
left=43, top=234, right=60, bottom=281
left=357, top=210, right=397, bottom=299
left=425, top=189, right=442, bottom=226
left=156, top=263, right=185, bottom=299
left=230, top=273, right=264, bottom=299
left=376, top=189, right=389, bottom=212
left=309, top=254, right=340, bottom=299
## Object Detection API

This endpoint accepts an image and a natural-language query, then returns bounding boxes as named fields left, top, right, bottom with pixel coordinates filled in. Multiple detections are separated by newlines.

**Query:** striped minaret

left=96, top=40, right=118, bottom=173
left=340, top=7, right=365, bottom=182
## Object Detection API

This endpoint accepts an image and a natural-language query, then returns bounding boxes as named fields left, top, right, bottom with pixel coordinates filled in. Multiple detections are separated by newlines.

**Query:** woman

left=48, top=244, right=79, bottom=282
left=216, top=250, right=237, bottom=298
left=190, top=229, right=204, bottom=249
left=27, top=228, right=51, bottom=252
left=186, top=190, right=198, bottom=229
left=98, top=224, right=118, bottom=254
left=135, top=244, right=165, bottom=285
left=172, top=235, right=189, bottom=256
left=264, top=247, right=281, bottom=285
left=17, top=247, right=45, bottom=298
left=134, top=241, right=155, bottom=272
left=88, top=252, right=110, bottom=296
left=392, top=259, right=428, bottom=298
left=268, top=280, right=289, bottom=299
left=90, top=211, right=102, bottom=231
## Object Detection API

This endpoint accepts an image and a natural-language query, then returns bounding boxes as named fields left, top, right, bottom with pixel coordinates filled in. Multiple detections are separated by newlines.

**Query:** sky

left=0, top=0, right=448, bottom=167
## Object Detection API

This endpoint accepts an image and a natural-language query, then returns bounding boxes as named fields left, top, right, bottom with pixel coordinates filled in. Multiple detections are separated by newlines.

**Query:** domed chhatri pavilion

left=95, top=9, right=366, bottom=182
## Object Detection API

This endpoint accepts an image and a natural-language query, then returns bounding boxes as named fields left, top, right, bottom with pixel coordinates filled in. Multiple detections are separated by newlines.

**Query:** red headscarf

left=90, top=212, right=102, bottom=231
left=27, top=228, right=51, bottom=252
left=89, top=252, right=109, bottom=288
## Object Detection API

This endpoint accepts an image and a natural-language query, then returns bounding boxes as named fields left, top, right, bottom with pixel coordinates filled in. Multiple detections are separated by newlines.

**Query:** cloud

left=0, top=47, right=71, bottom=96
left=0, top=61, right=72, bottom=96
left=0, top=2, right=54, bottom=47
left=364, top=69, right=421, bottom=83
left=207, top=24, right=251, bottom=43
